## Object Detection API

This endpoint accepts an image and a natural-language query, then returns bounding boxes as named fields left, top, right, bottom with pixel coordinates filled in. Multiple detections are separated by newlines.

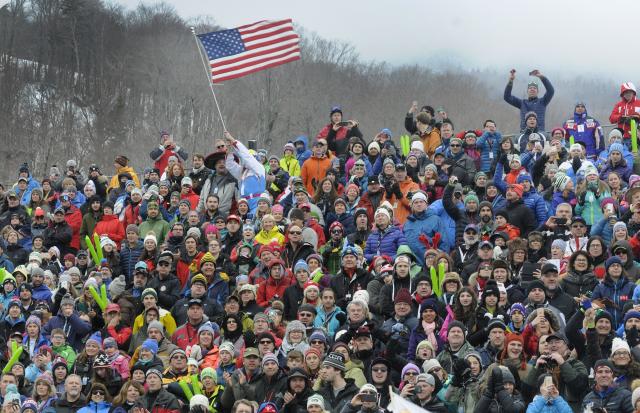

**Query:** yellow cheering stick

left=84, top=236, right=100, bottom=266
left=89, top=283, right=109, bottom=311
left=178, top=374, right=205, bottom=399
left=3, top=340, right=23, bottom=373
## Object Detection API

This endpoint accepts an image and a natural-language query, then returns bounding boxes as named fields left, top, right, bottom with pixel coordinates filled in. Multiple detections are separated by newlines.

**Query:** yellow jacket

left=254, top=227, right=285, bottom=246
left=108, top=166, right=140, bottom=193
left=279, top=155, right=301, bottom=177
left=132, top=308, right=177, bottom=336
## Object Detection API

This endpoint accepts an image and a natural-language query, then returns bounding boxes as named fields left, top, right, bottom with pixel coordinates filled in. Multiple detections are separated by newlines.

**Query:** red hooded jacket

left=256, top=260, right=294, bottom=307
left=94, top=214, right=125, bottom=248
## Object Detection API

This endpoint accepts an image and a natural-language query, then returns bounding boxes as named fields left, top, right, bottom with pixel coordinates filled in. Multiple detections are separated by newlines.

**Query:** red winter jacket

left=610, top=97, right=640, bottom=137
left=94, top=214, right=125, bottom=248
left=64, top=206, right=83, bottom=251
left=256, top=272, right=294, bottom=307
left=180, top=190, right=200, bottom=211
left=175, top=251, right=204, bottom=288
left=171, top=320, right=203, bottom=350
left=121, top=202, right=141, bottom=227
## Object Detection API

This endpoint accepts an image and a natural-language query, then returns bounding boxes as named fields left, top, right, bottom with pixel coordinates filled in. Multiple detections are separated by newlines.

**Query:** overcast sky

left=119, top=0, right=637, bottom=82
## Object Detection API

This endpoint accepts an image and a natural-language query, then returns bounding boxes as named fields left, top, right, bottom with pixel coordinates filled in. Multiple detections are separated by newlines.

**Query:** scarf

left=422, top=321, right=438, bottom=352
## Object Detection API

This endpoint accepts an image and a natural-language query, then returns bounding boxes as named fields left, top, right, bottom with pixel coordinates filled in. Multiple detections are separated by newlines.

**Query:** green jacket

left=79, top=212, right=102, bottom=249
left=139, top=215, right=170, bottom=245
left=524, top=356, right=589, bottom=410
left=52, top=343, right=77, bottom=369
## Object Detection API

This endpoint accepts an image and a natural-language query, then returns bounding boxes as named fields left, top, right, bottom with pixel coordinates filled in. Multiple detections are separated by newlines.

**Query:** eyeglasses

left=158, top=262, right=171, bottom=267
left=331, top=230, right=343, bottom=234
left=172, top=355, right=187, bottom=360
left=372, top=367, right=388, bottom=373
left=92, top=390, right=105, bottom=396
left=613, top=351, right=630, bottom=357
left=259, top=340, right=273, bottom=345
left=289, top=231, right=302, bottom=235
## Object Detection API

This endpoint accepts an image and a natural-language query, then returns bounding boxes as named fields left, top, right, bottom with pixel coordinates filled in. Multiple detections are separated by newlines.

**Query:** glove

left=392, top=183, right=403, bottom=199
left=336, top=312, right=347, bottom=325
left=578, top=193, right=586, bottom=206
left=392, top=323, right=404, bottom=334
left=451, top=358, right=470, bottom=387
left=189, top=344, right=203, bottom=361
left=628, top=326, right=640, bottom=348
left=243, top=330, right=256, bottom=347
left=500, top=154, right=508, bottom=166
left=491, top=366, right=504, bottom=391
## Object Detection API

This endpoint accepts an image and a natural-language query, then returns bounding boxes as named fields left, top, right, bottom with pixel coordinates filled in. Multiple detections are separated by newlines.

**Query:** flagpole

left=190, top=26, right=228, bottom=132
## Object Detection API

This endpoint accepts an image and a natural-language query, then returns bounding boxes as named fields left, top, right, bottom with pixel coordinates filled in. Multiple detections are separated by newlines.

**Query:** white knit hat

left=611, top=337, right=631, bottom=355
left=190, top=394, right=210, bottom=410
left=374, top=208, right=390, bottom=220
left=352, top=290, right=370, bottom=305
left=633, top=386, right=640, bottom=410
left=411, top=141, right=424, bottom=152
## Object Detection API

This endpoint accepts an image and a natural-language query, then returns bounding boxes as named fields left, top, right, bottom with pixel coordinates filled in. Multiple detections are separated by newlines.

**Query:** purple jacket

left=364, top=225, right=407, bottom=262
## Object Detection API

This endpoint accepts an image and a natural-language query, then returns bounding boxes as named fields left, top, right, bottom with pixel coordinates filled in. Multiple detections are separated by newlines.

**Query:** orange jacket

left=494, top=223, right=520, bottom=239
left=301, top=154, right=332, bottom=195
left=385, top=178, right=420, bottom=225
left=418, top=129, right=442, bottom=159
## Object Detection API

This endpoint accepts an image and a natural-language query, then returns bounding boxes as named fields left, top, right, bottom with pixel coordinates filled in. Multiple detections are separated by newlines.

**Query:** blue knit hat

left=605, top=256, right=623, bottom=270
left=517, top=173, right=532, bottom=184
left=86, top=332, right=102, bottom=347
left=509, top=303, right=527, bottom=317
left=141, top=338, right=158, bottom=355
left=609, top=143, right=625, bottom=155
left=294, top=260, right=309, bottom=274
left=624, top=311, right=640, bottom=324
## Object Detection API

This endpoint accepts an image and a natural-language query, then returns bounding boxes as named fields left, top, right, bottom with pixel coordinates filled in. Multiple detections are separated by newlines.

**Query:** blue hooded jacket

left=426, top=200, right=462, bottom=253
left=403, top=209, right=449, bottom=266
left=294, top=136, right=312, bottom=166
left=563, top=107, right=604, bottom=158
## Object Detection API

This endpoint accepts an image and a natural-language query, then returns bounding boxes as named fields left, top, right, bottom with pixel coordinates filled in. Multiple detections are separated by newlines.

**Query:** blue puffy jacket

left=403, top=210, right=449, bottom=266
left=522, top=189, right=549, bottom=225
left=590, top=217, right=614, bottom=245
left=427, top=200, right=461, bottom=253
left=591, top=275, right=635, bottom=328
left=42, top=311, right=92, bottom=352
left=119, top=240, right=143, bottom=283
left=364, top=225, right=407, bottom=262
left=77, top=401, right=112, bottom=413
left=476, top=131, right=502, bottom=172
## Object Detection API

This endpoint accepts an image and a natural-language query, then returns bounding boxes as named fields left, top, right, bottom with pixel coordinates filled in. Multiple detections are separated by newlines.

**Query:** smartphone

left=537, top=308, right=545, bottom=318
left=606, top=204, right=615, bottom=215
left=337, top=121, right=351, bottom=127
left=543, top=376, right=553, bottom=388
left=247, top=140, right=257, bottom=150
left=360, top=393, right=377, bottom=403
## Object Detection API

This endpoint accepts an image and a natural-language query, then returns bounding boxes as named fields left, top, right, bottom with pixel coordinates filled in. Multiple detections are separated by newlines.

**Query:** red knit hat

left=500, top=333, right=526, bottom=370
left=394, top=288, right=413, bottom=306
left=508, top=184, right=524, bottom=199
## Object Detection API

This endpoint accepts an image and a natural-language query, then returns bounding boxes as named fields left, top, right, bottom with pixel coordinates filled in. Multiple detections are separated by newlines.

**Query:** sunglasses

left=372, top=367, right=387, bottom=373
left=216, top=145, right=226, bottom=149
left=172, top=355, right=187, bottom=360
left=158, top=262, right=171, bottom=267
left=331, top=230, right=342, bottom=234
left=404, top=371, right=418, bottom=376
left=92, top=390, right=105, bottom=396
left=310, top=340, right=324, bottom=345
left=289, top=231, right=302, bottom=235
left=259, top=340, right=273, bottom=345
left=450, top=144, right=461, bottom=147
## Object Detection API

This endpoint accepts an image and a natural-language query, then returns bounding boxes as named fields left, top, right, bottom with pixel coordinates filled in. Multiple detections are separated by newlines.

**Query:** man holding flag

left=223, top=131, right=266, bottom=214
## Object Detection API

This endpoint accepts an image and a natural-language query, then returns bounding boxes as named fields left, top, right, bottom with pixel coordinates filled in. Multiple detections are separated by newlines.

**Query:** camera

left=414, top=385, right=423, bottom=395
left=555, top=217, right=567, bottom=226
left=541, top=356, right=558, bottom=370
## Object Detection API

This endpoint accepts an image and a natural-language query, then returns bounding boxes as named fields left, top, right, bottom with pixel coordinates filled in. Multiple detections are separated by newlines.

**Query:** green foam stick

left=191, top=374, right=203, bottom=395
left=100, top=283, right=108, bottom=305
left=89, top=285, right=107, bottom=311
left=632, top=119, right=638, bottom=154
left=429, top=266, right=440, bottom=297
left=178, top=379, right=193, bottom=399
left=569, top=136, right=575, bottom=146
left=3, top=341, right=23, bottom=373
left=85, top=235, right=100, bottom=266
left=94, top=233, right=104, bottom=262
left=0, top=268, right=6, bottom=285
left=402, top=135, right=410, bottom=157
left=438, top=262, right=446, bottom=287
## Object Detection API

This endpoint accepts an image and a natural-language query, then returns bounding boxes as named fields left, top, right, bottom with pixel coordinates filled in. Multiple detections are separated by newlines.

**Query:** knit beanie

left=322, top=352, right=346, bottom=371
left=141, top=338, right=159, bottom=355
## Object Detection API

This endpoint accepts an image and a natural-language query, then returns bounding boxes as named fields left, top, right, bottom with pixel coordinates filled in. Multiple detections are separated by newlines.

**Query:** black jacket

left=330, top=268, right=374, bottom=311
left=505, top=199, right=536, bottom=237
left=43, top=221, right=73, bottom=254
left=170, top=294, right=222, bottom=327
left=147, top=272, right=182, bottom=310
left=45, top=395, right=88, bottom=413
left=189, top=167, right=211, bottom=195
left=282, top=283, right=304, bottom=321
left=582, top=386, right=633, bottom=413
left=317, top=378, right=359, bottom=413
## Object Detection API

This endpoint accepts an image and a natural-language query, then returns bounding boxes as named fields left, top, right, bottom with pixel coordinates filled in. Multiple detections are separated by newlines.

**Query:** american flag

left=197, top=19, right=300, bottom=83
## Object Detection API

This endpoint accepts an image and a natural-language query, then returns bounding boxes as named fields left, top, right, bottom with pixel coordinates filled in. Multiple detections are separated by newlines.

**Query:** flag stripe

left=211, top=41, right=299, bottom=68
left=241, top=24, right=294, bottom=44
left=197, top=19, right=300, bottom=83
left=239, top=20, right=292, bottom=36
left=212, top=46, right=300, bottom=75
left=245, top=33, right=299, bottom=50
left=238, top=19, right=292, bottom=34
left=212, top=54, right=300, bottom=82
